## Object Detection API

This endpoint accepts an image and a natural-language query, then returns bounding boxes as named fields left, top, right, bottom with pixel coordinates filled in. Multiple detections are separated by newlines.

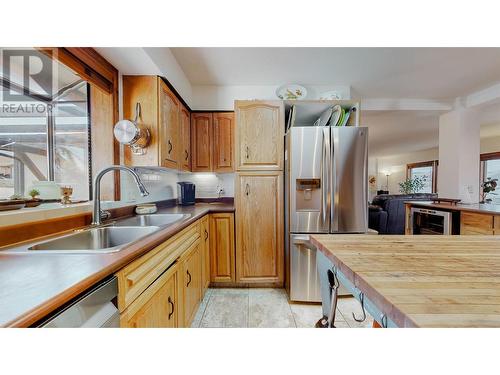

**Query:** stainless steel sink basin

left=28, top=226, right=160, bottom=253
left=114, top=213, right=190, bottom=227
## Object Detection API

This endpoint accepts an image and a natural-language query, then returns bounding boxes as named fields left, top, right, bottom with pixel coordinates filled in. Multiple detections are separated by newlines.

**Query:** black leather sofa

left=369, top=193, right=437, bottom=234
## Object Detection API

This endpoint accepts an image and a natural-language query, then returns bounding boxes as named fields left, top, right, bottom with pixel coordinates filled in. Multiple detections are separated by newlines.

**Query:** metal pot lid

left=114, top=119, right=139, bottom=144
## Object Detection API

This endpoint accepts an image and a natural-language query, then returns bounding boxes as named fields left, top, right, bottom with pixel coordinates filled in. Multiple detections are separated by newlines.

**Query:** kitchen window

left=480, top=152, right=500, bottom=204
left=0, top=49, right=91, bottom=201
left=406, top=160, right=438, bottom=193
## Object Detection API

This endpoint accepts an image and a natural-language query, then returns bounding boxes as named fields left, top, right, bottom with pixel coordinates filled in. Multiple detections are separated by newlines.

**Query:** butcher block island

left=311, top=234, right=500, bottom=328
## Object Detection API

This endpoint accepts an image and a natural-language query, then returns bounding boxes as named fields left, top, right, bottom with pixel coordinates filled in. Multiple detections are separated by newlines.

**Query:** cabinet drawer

left=460, top=212, right=494, bottom=235
left=116, top=221, right=200, bottom=311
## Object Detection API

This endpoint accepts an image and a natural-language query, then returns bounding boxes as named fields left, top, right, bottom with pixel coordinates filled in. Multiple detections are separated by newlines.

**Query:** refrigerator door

left=330, top=127, right=368, bottom=233
left=290, top=126, right=330, bottom=233
left=290, top=234, right=321, bottom=302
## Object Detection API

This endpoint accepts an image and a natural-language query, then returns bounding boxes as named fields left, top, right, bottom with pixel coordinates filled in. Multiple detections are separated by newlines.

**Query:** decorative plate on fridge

left=276, top=84, right=307, bottom=100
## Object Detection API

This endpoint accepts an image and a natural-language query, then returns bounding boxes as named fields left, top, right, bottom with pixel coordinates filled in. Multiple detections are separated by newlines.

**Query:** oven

left=410, top=207, right=452, bottom=235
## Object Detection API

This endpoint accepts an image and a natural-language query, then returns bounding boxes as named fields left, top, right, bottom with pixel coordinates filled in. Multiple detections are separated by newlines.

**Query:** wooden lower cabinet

left=494, top=216, right=500, bottom=235
left=210, top=213, right=235, bottom=283
left=120, top=264, right=179, bottom=328
left=461, top=212, right=494, bottom=235
left=200, top=215, right=211, bottom=293
left=179, top=241, right=202, bottom=327
left=235, top=172, right=283, bottom=284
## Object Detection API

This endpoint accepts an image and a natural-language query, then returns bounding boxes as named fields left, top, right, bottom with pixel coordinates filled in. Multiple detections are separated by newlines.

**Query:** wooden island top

left=310, top=234, right=500, bottom=328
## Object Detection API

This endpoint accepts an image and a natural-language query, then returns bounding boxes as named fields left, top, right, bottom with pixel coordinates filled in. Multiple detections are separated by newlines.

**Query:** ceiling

left=171, top=47, right=500, bottom=100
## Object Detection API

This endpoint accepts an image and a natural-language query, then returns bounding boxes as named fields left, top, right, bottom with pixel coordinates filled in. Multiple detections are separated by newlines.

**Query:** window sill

left=0, top=199, right=140, bottom=228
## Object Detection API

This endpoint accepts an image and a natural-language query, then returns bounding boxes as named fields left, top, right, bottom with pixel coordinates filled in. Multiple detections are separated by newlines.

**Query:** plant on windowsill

left=26, top=189, right=42, bottom=208
left=480, top=177, right=498, bottom=204
left=398, top=176, right=426, bottom=194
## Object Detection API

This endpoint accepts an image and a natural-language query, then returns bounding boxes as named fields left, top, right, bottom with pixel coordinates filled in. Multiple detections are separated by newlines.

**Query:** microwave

left=410, top=207, right=459, bottom=235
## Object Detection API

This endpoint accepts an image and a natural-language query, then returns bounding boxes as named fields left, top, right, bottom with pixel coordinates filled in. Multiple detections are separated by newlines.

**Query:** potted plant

left=398, top=176, right=426, bottom=194
left=480, top=177, right=498, bottom=203
left=25, top=189, right=42, bottom=207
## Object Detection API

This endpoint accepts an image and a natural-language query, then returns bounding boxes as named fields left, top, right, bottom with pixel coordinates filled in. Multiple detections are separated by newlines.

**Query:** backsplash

left=119, top=167, right=234, bottom=204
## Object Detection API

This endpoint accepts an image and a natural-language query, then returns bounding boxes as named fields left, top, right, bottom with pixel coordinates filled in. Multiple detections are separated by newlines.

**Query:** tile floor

left=191, top=288, right=374, bottom=328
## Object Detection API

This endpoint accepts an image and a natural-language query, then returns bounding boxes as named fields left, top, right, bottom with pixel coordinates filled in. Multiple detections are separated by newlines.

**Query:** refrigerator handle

left=331, top=130, right=339, bottom=232
left=322, top=127, right=330, bottom=227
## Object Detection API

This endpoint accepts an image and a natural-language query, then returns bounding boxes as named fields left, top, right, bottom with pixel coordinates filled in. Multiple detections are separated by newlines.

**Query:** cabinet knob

left=168, top=296, right=174, bottom=320
left=204, top=229, right=209, bottom=241
left=185, top=150, right=189, bottom=160
left=186, top=269, right=192, bottom=287
left=245, top=146, right=249, bottom=159
left=245, top=183, right=250, bottom=196
left=168, top=140, right=173, bottom=154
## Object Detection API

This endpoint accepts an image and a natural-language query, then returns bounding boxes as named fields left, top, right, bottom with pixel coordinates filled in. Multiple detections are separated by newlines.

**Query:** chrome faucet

left=92, top=165, right=149, bottom=226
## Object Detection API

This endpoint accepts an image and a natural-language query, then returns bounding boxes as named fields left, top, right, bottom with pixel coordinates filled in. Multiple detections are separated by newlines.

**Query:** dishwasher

left=38, top=277, right=119, bottom=328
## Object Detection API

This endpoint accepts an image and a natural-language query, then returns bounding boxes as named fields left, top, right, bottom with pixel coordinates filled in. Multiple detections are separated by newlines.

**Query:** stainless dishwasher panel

left=290, top=234, right=321, bottom=302
left=40, top=277, right=119, bottom=328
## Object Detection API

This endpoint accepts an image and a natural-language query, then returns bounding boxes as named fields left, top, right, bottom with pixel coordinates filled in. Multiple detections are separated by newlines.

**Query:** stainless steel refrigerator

left=285, top=125, right=368, bottom=302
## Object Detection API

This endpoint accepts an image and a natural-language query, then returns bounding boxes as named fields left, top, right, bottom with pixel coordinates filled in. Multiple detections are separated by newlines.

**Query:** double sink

left=23, top=213, right=190, bottom=254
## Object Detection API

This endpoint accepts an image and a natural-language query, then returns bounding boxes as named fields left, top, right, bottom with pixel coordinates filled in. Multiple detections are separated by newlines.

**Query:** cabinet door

left=210, top=213, right=235, bottom=283
left=235, top=101, right=284, bottom=171
left=181, top=243, right=202, bottom=327
left=213, top=112, right=234, bottom=173
left=235, top=172, right=283, bottom=283
left=200, top=215, right=211, bottom=292
left=461, top=212, right=494, bottom=235
left=159, top=80, right=180, bottom=169
left=179, top=105, right=191, bottom=171
left=123, top=75, right=160, bottom=167
left=495, top=216, right=500, bottom=235
left=121, top=265, right=178, bottom=328
left=191, top=113, right=213, bottom=172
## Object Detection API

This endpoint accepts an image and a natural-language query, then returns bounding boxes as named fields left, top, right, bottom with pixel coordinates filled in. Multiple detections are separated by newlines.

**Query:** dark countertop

left=405, top=201, right=500, bottom=215
left=0, top=202, right=234, bottom=327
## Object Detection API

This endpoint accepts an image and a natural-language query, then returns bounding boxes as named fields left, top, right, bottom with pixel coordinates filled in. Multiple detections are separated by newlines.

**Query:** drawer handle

left=186, top=270, right=192, bottom=287
left=184, top=149, right=189, bottom=160
left=168, top=140, right=173, bottom=154
left=245, top=183, right=250, bottom=196
left=245, top=146, right=249, bottom=159
left=168, top=296, right=174, bottom=320
left=204, top=229, right=209, bottom=241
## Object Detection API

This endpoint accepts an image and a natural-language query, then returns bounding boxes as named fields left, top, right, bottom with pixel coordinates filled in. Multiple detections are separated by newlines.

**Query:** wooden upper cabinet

left=159, top=80, right=180, bottom=169
left=191, top=113, right=213, bottom=172
left=461, top=212, right=494, bottom=235
left=123, top=76, right=160, bottom=167
left=235, top=101, right=284, bottom=171
left=235, top=172, right=283, bottom=283
left=213, top=112, right=234, bottom=172
left=123, top=76, right=181, bottom=170
left=179, top=105, right=191, bottom=171
left=210, top=213, right=235, bottom=283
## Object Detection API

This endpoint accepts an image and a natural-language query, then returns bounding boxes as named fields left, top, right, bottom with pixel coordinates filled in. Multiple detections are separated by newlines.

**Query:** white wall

left=438, top=108, right=481, bottom=202
left=370, top=148, right=439, bottom=197
left=192, top=85, right=350, bottom=110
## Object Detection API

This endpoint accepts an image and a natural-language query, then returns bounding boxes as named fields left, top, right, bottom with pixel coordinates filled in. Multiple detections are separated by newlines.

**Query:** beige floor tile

left=200, top=293, right=249, bottom=328
left=289, top=304, right=323, bottom=328
left=248, top=289, right=296, bottom=328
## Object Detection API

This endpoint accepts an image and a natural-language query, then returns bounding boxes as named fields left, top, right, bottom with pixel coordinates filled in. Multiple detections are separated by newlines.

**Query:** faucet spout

left=92, top=165, right=150, bottom=226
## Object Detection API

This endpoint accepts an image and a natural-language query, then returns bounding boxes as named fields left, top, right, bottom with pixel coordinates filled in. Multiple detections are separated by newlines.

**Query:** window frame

left=480, top=151, right=500, bottom=201
left=406, top=160, right=438, bottom=193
